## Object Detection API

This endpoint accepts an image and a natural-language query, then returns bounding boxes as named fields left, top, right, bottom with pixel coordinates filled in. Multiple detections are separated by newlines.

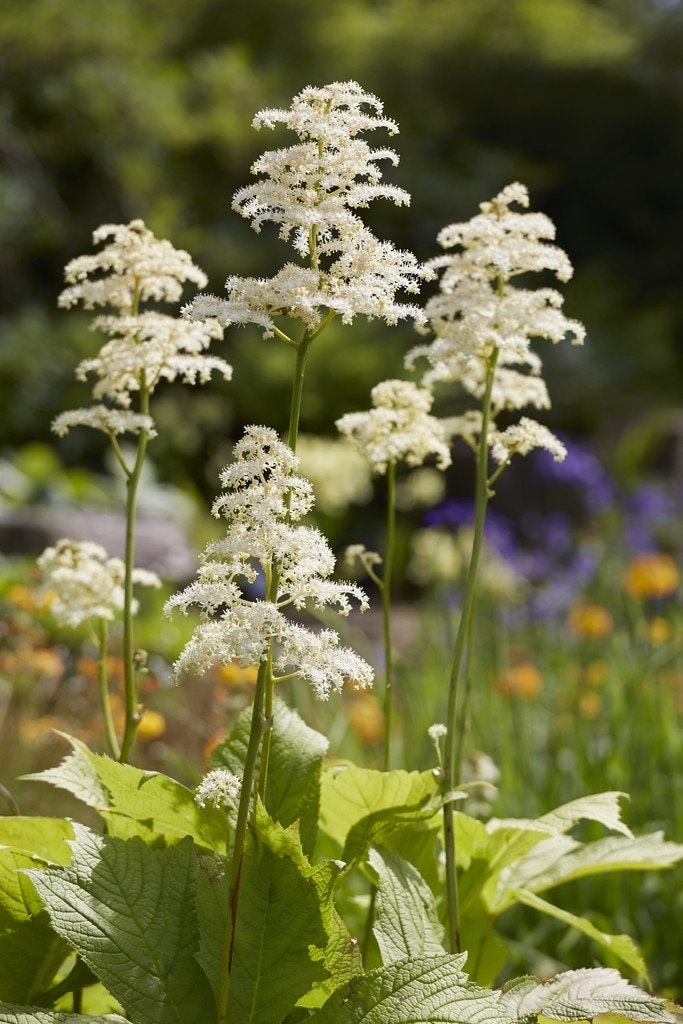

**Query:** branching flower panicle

left=183, top=82, right=425, bottom=338
left=38, top=538, right=161, bottom=629
left=407, top=182, right=585, bottom=465
left=54, top=220, right=232, bottom=440
left=165, top=426, right=373, bottom=699
left=336, top=378, right=452, bottom=475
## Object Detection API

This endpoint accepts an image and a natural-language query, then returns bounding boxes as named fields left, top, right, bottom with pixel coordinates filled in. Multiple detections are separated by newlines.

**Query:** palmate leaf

left=210, top=696, right=327, bottom=858
left=0, top=1008, right=128, bottom=1024
left=368, top=847, right=446, bottom=963
left=25, top=735, right=230, bottom=852
left=27, top=824, right=215, bottom=1024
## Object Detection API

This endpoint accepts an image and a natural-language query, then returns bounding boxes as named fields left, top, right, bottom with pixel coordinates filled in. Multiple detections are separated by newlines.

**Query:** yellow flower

left=581, top=659, right=609, bottom=688
left=5, top=583, right=40, bottom=613
left=495, top=662, right=543, bottom=700
left=578, top=691, right=602, bottom=719
left=647, top=616, right=673, bottom=646
left=624, top=552, right=679, bottom=600
left=136, top=709, right=166, bottom=742
left=216, top=662, right=258, bottom=687
left=569, top=603, right=613, bottom=640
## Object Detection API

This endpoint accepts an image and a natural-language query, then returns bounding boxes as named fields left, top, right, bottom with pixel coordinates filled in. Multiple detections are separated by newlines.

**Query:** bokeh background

left=2, top=0, right=683, bottom=499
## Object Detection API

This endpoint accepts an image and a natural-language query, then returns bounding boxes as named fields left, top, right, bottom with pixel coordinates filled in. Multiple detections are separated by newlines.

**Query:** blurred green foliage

left=2, top=0, right=683, bottom=492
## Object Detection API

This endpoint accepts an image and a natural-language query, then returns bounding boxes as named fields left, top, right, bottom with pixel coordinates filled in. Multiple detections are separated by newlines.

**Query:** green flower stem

left=96, top=618, right=120, bottom=760
left=442, top=348, right=498, bottom=954
left=453, top=589, right=478, bottom=784
left=119, top=379, right=150, bottom=764
left=382, top=460, right=397, bottom=771
left=217, top=657, right=270, bottom=1024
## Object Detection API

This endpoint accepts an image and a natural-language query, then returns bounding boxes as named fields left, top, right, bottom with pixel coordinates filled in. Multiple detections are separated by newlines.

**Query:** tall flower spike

left=406, top=182, right=585, bottom=464
left=165, top=425, right=373, bottom=699
left=54, top=220, right=232, bottom=439
left=336, top=378, right=452, bottom=475
left=183, top=82, right=425, bottom=337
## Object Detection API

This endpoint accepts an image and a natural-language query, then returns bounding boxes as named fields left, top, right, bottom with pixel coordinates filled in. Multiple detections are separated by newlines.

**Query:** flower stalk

left=442, top=348, right=497, bottom=953
left=95, top=618, right=120, bottom=760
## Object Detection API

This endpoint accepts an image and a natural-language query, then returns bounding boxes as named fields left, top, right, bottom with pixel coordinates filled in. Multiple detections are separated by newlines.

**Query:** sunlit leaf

left=211, top=696, right=327, bottom=857
left=0, top=1008, right=128, bottom=1024
left=500, top=969, right=675, bottom=1023
left=28, top=824, right=215, bottom=1024
left=369, top=846, right=446, bottom=963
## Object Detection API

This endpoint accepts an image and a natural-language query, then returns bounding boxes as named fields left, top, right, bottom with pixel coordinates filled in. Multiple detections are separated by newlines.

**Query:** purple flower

left=531, top=437, right=616, bottom=512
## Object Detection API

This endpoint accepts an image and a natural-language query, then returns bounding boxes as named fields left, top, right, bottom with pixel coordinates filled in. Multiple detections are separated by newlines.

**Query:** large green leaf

left=306, top=957, right=675, bottom=1024
left=22, top=737, right=108, bottom=810
left=319, top=766, right=440, bottom=855
left=511, top=888, right=649, bottom=981
left=306, top=954, right=507, bottom=1024
left=499, top=969, right=675, bottom=1023
left=496, top=831, right=683, bottom=906
left=26, top=735, right=230, bottom=852
left=0, top=819, right=75, bottom=1004
left=0, top=818, right=74, bottom=868
left=211, top=696, right=327, bottom=858
left=196, top=802, right=331, bottom=1019
left=0, top=1008, right=127, bottom=1024
left=490, top=792, right=633, bottom=839
left=27, top=824, right=215, bottom=1024
left=368, top=846, right=446, bottom=963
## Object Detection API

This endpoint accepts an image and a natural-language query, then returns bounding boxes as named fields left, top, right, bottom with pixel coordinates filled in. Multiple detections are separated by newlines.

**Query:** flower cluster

left=38, top=538, right=160, bottom=629
left=184, top=82, right=424, bottom=337
left=194, top=768, right=242, bottom=811
left=407, top=183, right=585, bottom=466
left=336, top=379, right=452, bottom=475
left=165, top=426, right=373, bottom=698
left=54, top=220, right=232, bottom=439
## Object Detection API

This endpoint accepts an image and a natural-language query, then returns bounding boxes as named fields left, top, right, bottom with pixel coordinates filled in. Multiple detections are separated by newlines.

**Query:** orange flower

left=495, top=661, right=542, bottom=699
left=569, top=603, right=613, bottom=640
left=624, top=552, right=679, bottom=600
left=347, top=693, right=384, bottom=745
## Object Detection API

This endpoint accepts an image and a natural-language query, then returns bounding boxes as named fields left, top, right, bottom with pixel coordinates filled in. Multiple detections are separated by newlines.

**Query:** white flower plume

left=183, top=82, right=425, bottom=337
left=406, top=182, right=586, bottom=463
left=336, top=378, right=452, bottom=475
left=38, top=538, right=161, bottom=629
left=59, top=220, right=209, bottom=311
left=55, top=220, right=231, bottom=439
left=165, top=425, right=373, bottom=699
